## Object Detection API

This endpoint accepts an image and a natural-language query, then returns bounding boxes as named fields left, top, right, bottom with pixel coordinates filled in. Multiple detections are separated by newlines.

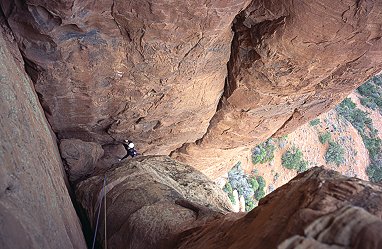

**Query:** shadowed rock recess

left=1, top=0, right=382, bottom=249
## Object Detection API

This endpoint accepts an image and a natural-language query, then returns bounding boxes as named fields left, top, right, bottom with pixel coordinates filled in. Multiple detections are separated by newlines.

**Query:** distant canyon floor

left=218, top=90, right=382, bottom=209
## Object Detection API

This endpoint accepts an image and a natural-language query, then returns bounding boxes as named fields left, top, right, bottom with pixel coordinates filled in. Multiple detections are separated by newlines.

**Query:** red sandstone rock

left=60, top=138, right=104, bottom=181
left=172, top=0, right=382, bottom=178
left=0, top=0, right=250, bottom=157
left=76, top=157, right=382, bottom=249
left=0, top=23, right=86, bottom=249
left=1, top=1, right=382, bottom=178
left=75, top=156, right=233, bottom=249
left=176, top=167, right=382, bottom=249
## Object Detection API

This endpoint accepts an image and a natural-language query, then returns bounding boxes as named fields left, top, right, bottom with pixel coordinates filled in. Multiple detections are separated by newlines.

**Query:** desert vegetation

left=357, top=75, right=382, bottom=112
left=337, top=97, right=382, bottom=182
left=252, top=139, right=276, bottom=164
left=281, top=147, right=308, bottom=173
left=223, top=162, right=267, bottom=211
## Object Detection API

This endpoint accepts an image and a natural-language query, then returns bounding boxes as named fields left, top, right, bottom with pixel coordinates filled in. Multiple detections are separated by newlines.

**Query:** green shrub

left=256, top=176, right=266, bottom=189
left=252, top=146, right=266, bottom=164
left=310, top=119, right=320, bottom=126
left=363, top=136, right=382, bottom=160
left=223, top=182, right=236, bottom=205
left=337, top=98, right=373, bottom=136
left=339, top=97, right=356, bottom=110
left=245, top=198, right=256, bottom=211
left=360, top=97, right=378, bottom=110
left=223, top=182, right=233, bottom=193
left=340, top=74, right=382, bottom=183
left=228, top=193, right=236, bottom=204
left=297, top=160, right=308, bottom=173
left=351, top=109, right=372, bottom=132
left=373, top=75, right=382, bottom=86
left=319, top=132, right=331, bottom=144
left=281, top=148, right=309, bottom=172
left=252, top=139, right=276, bottom=164
left=249, top=177, right=259, bottom=192
left=358, top=81, right=379, bottom=97
left=251, top=176, right=266, bottom=201
left=254, top=189, right=266, bottom=200
left=325, top=141, right=345, bottom=166
left=367, top=162, right=382, bottom=183
left=357, top=75, right=382, bottom=111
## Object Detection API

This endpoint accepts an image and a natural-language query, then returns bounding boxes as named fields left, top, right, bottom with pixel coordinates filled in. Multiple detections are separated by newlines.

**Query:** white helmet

left=128, top=143, right=135, bottom=149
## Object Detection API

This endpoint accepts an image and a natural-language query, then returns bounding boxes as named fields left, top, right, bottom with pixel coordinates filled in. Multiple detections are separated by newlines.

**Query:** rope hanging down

left=91, top=176, right=107, bottom=249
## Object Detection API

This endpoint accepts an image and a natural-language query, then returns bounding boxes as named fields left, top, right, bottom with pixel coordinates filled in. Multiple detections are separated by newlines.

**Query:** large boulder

left=75, top=156, right=233, bottom=249
left=60, top=138, right=104, bottom=181
left=0, top=22, right=86, bottom=249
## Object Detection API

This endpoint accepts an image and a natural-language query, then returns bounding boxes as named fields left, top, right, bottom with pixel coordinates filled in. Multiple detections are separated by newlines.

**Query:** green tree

left=282, top=147, right=309, bottom=172
left=252, top=139, right=276, bottom=164
left=256, top=176, right=266, bottom=189
left=319, top=132, right=331, bottom=144
left=249, top=177, right=259, bottom=192
left=254, top=189, right=265, bottom=200
left=325, top=141, right=345, bottom=166
left=310, top=119, right=320, bottom=126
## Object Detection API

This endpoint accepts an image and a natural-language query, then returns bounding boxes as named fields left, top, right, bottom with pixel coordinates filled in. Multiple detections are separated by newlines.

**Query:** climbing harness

left=91, top=175, right=107, bottom=249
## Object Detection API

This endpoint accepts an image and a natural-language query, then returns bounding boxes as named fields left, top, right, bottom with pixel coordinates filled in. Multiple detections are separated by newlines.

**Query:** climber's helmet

left=128, top=143, right=135, bottom=149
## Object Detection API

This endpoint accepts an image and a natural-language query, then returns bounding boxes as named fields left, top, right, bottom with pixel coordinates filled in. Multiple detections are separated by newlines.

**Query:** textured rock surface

left=1, top=1, right=382, bottom=177
left=172, top=0, right=382, bottom=177
left=60, top=138, right=104, bottom=181
left=278, top=206, right=382, bottom=249
left=76, top=158, right=382, bottom=249
left=75, top=156, right=233, bottom=249
left=0, top=24, right=86, bottom=249
left=0, top=0, right=250, bottom=156
left=176, top=168, right=382, bottom=249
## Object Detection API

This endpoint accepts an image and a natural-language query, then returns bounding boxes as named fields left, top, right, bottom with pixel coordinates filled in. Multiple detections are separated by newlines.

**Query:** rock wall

left=172, top=0, right=382, bottom=178
left=76, top=157, right=382, bottom=249
left=0, top=0, right=250, bottom=156
left=0, top=22, right=86, bottom=249
left=1, top=0, right=382, bottom=178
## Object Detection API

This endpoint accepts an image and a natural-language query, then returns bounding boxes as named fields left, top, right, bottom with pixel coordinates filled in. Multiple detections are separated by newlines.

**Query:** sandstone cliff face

left=0, top=23, right=86, bottom=249
left=0, top=0, right=250, bottom=156
left=172, top=0, right=382, bottom=177
left=2, top=0, right=382, bottom=178
left=76, top=157, right=382, bottom=249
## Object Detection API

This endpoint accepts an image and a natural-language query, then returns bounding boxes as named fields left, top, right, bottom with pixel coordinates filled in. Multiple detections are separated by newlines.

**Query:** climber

left=118, top=140, right=137, bottom=161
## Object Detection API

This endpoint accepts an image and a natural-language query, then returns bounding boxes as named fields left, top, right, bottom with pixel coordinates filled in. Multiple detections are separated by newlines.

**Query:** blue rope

left=91, top=176, right=106, bottom=249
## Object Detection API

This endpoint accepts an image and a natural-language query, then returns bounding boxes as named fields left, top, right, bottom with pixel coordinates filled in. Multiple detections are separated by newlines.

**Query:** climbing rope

left=91, top=176, right=107, bottom=249
left=104, top=177, right=107, bottom=249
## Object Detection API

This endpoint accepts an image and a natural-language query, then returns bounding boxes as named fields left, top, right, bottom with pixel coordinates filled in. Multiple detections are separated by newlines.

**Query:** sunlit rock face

left=172, top=0, right=382, bottom=178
